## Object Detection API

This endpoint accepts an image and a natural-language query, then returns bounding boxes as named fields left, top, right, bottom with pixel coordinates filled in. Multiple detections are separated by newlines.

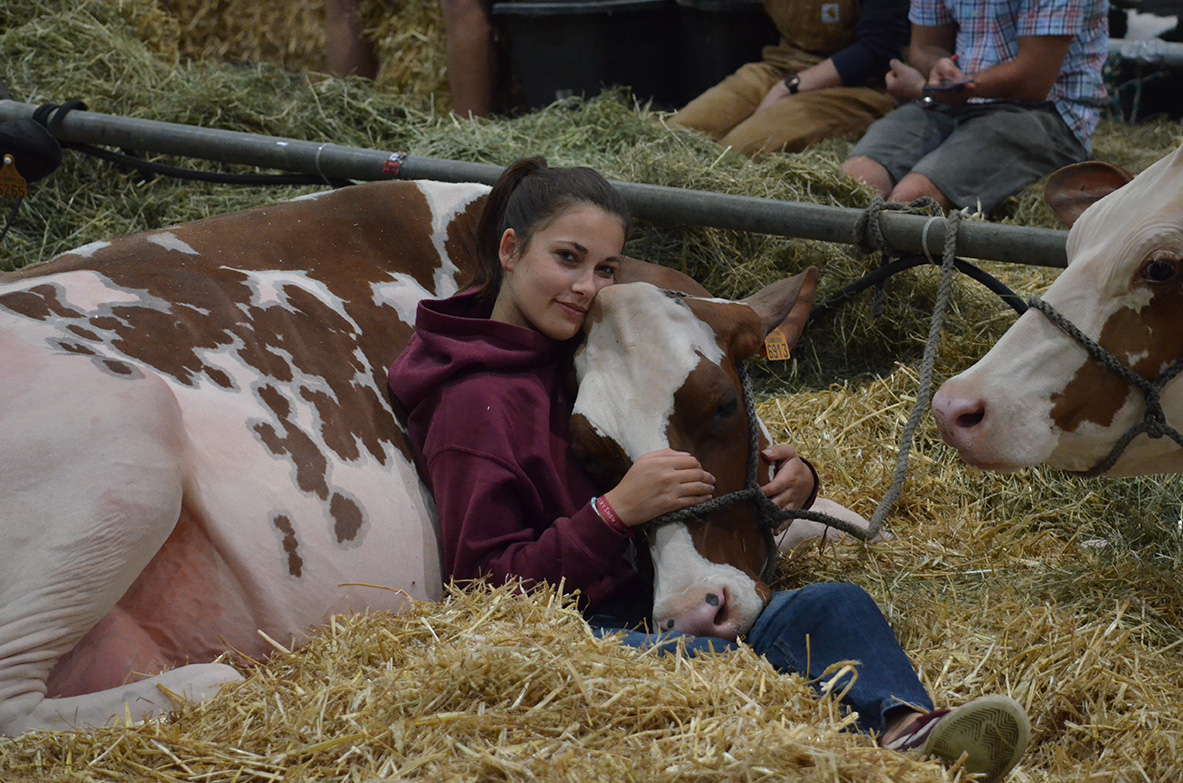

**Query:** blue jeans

left=587, top=583, right=933, bottom=735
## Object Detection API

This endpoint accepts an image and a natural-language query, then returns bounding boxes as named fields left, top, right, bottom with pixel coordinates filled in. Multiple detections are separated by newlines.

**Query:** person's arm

left=830, top=0, right=911, bottom=87
left=954, top=35, right=1073, bottom=103
left=429, top=445, right=631, bottom=593
left=906, top=22, right=957, bottom=79
left=755, top=61, right=843, bottom=113
left=756, top=0, right=908, bottom=113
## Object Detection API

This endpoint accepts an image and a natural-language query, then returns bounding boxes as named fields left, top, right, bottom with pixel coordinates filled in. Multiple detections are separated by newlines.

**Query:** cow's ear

left=1044, top=161, right=1135, bottom=228
left=737, top=267, right=819, bottom=359
left=615, top=256, right=712, bottom=297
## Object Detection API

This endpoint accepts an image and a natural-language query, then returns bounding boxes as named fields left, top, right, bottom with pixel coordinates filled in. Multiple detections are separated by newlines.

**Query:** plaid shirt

left=910, top=0, right=1109, bottom=150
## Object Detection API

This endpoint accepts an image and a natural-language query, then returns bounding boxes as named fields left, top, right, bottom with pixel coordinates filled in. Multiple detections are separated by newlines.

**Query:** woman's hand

left=759, top=444, right=817, bottom=517
left=602, top=449, right=716, bottom=526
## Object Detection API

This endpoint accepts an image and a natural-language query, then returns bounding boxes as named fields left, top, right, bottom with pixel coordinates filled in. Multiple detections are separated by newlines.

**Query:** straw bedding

left=2, top=2, right=1182, bottom=781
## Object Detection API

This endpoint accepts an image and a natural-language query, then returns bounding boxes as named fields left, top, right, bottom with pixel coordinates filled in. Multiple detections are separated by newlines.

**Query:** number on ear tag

left=1, top=155, right=29, bottom=199
left=763, top=329, right=791, bottom=361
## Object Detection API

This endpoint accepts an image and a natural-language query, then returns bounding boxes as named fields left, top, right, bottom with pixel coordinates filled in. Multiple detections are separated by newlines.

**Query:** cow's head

left=933, top=142, right=1183, bottom=476
left=570, top=269, right=818, bottom=639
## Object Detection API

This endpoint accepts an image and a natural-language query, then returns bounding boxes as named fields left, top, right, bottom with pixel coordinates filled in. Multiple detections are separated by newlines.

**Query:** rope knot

left=852, top=196, right=945, bottom=259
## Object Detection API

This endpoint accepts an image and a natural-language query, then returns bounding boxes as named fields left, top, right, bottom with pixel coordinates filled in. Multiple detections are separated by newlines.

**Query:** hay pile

left=3, top=2, right=1183, bottom=781
left=0, top=583, right=956, bottom=783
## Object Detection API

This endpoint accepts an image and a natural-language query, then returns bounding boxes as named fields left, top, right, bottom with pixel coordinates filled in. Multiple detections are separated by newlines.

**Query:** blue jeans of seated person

left=587, top=582, right=934, bottom=736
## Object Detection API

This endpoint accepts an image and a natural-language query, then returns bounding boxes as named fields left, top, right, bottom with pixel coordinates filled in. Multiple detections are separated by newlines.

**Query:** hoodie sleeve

left=427, top=444, right=633, bottom=605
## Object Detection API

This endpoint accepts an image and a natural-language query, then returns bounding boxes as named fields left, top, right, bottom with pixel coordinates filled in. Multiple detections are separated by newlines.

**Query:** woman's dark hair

left=469, top=157, right=631, bottom=303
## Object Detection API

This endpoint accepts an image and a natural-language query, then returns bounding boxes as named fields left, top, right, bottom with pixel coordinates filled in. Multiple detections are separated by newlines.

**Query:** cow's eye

left=1142, top=255, right=1180, bottom=284
left=713, top=396, right=739, bottom=424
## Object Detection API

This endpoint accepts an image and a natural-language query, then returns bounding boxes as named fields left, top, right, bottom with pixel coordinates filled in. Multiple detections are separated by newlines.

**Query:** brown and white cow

left=933, top=143, right=1183, bottom=476
left=0, top=178, right=823, bottom=736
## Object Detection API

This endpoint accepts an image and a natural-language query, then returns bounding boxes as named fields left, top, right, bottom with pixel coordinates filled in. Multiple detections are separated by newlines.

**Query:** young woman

left=388, top=157, right=1029, bottom=782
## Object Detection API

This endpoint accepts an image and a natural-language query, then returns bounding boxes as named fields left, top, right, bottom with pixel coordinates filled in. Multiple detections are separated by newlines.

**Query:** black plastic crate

left=493, top=0, right=688, bottom=110
left=675, top=0, right=779, bottom=98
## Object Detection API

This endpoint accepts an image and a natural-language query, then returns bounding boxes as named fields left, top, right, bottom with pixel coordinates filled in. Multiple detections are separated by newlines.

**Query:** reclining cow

left=933, top=142, right=1182, bottom=477
left=0, top=178, right=835, bottom=736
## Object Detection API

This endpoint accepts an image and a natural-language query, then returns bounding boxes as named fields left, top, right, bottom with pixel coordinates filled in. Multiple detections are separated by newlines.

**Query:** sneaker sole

left=921, top=695, right=1031, bottom=783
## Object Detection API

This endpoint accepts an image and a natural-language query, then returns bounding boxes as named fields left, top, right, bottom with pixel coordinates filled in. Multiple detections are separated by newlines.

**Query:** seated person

left=670, top=0, right=908, bottom=156
left=840, top=0, right=1108, bottom=215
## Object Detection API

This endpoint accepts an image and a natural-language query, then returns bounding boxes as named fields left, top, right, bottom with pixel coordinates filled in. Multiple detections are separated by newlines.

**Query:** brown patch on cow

left=443, top=194, right=485, bottom=292
left=0, top=284, right=83, bottom=322
left=206, top=367, right=234, bottom=389
left=254, top=420, right=331, bottom=500
left=330, top=492, right=364, bottom=543
left=670, top=358, right=773, bottom=588
left=1051, top=285, right=1183, bottom=433
left=273, top=514, right=304, bottom=577
left=258, top=384, right=291, bottom=419
left=102, top=359, right=135, bottom=376
left=67, top=323, right=100, bottom=341
left=58, top=341, right=96, bottom=356
left=570, top=412, right=630, bottom=489
left=685, top=298, right=765, bottom=360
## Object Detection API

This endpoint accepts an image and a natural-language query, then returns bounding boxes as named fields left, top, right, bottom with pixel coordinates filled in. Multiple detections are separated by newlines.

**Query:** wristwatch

left=783, top=74, right=801, bottom=95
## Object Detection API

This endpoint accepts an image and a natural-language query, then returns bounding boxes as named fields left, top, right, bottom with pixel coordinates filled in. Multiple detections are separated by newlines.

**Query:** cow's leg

left=0, top=337, right=239, bottom=735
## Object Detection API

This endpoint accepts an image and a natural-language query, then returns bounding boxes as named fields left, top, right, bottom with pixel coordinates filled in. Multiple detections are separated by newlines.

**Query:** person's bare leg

left=326, top=0, right=378, bottom=78
left=889, top=172, right=953, bottom=211
left=441, top=0, right=497, bottom=117
left=880, top=708, right=925, bottom=746
left=841, top=155, right=894, bottom=198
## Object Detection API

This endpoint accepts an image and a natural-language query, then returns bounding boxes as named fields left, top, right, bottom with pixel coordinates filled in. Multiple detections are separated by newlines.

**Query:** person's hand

left=885, top=58, right=926, bottom=101
left=923, top=57, right=977, bottom=105
left=759, top=444, right=817, bottom=524
left=754, top=79, right=790, bottom=115
left=602, top=449, right=715, bottom=526
left=928, top=56, right=966, bottom=86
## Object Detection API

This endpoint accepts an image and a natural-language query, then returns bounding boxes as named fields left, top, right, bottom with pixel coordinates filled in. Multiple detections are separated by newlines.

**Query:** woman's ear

left=498, top=228, right=519, bottom=272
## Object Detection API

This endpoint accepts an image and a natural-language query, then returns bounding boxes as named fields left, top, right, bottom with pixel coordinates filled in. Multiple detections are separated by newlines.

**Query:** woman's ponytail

left=471, top=157, right=548, bottom=302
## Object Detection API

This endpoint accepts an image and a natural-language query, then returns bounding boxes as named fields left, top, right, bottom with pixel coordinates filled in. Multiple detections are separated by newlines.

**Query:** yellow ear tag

left=1, top=155, right=29, bottom=199
left=763, top=329, right=791, bottom=361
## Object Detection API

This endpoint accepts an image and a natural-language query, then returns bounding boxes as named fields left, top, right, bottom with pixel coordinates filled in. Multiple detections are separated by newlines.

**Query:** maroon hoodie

left=388, top=289, right=650, bottom=616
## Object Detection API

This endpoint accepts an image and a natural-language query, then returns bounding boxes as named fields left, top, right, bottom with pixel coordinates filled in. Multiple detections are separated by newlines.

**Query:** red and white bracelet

left=591, top=495, right=631, bottom=537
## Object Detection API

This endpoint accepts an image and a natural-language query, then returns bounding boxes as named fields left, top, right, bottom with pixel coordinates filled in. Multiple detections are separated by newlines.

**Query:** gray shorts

left=847, top=101, right=1088, bottom=214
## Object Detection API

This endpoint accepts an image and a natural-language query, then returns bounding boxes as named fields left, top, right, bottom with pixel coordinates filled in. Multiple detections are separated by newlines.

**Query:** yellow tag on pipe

left=1, top=155, right=29, bottom=199
left=763, top=329, right=791, bottom=361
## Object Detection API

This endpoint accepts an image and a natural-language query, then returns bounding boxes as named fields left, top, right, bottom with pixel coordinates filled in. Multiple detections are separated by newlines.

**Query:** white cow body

left=933, top=143, right=1183, bottom=476
left=0, top=181, right=488, bottom=735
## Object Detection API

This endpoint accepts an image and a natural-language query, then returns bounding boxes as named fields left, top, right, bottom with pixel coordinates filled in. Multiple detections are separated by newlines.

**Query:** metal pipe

left=0, top=100, right=1069, bottom=268
left=1110, top=37, right=1183, bottom=68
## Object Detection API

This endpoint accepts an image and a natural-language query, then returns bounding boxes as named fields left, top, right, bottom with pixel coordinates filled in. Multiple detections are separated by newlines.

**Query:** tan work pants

left=671, top=48, right=897, bottom=157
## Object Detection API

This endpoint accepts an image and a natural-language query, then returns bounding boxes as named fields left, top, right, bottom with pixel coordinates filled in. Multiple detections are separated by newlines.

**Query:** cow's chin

left=956, top=455, right=1028, bottom=473
left=1048, top=441, right=1183, bottom=478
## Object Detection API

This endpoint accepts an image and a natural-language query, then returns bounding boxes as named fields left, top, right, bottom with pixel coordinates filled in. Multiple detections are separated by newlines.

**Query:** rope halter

left=1026, top=297, right=1183, bottom=477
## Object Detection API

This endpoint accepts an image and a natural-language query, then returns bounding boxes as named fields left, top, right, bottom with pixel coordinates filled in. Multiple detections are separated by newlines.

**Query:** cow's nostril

left=956, top=408, right=985, bottom=428
left=709, top=589, right=728, bottom=628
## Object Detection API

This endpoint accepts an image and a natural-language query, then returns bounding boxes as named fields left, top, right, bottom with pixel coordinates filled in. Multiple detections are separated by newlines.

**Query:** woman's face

left=492, top=204, right=626, bottom=341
